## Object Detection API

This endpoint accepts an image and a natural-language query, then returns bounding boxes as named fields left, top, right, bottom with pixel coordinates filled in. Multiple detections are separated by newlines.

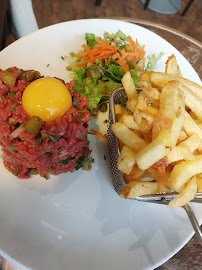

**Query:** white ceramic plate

left=0, top=19, right=201, bottom=270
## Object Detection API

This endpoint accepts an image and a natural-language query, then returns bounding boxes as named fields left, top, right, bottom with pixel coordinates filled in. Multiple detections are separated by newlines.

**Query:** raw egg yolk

left=22, top=78, right=72, bottom=121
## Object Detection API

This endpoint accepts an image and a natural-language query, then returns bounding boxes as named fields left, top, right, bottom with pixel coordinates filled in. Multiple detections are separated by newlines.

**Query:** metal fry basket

left=107, top=87, right=202, bottom=245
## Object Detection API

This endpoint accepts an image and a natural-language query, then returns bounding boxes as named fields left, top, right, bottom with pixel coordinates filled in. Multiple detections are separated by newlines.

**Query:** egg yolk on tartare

left=22, top=78, right=72, bottom=121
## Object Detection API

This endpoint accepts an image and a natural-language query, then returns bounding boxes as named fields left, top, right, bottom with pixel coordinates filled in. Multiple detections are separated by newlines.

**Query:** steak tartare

left=0, top=67, right=92, bottom=179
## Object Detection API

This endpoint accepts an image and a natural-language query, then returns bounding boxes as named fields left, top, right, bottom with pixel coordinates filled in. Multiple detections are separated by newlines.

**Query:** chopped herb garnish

left=50, top=135, right=59, bottom=142
left=104, top=119, right=109, bottom=123
left=125, top=58, right=129, bottom=61
left=43, top=175, right=48, bottom=180
left=47, top=64, right=50, bottom=67
left=60, top=157, right=71, bottom=166
left=40, top=152, right=52, bottom=157
left=70, top=52, right=75, bottom=58
left=76, top=156, right=85, bottom=170
left=104, top=155, right=106, bottom=160
left=79, top=108, right=86, bottom=114
left=88, top=132, right=95, bottom=135
left=9, top=108, right=16, bottom=112
left=117, top=50, right=123, bottom=57
left=8, top=92, right=16, bottom=97
left=5, top=68, right=12, bottom=72
left=117, top=44, right=125, bottom=50
left=61, top=56, right=64, bottom=60
left=10, top=99, right=19, bottom=105
left=78, top=117, right=82, bottom=125
left=9, top=145, right=18, bottom=155
left=90, top=158, right=94, bottom=163
left=58, top=146, right=63, bottom=150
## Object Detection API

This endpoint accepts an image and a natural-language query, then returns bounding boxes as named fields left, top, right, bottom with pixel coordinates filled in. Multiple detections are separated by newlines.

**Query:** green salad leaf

left=85, top=33, right=98, bottom=49
left=103, top=30, right=129, bottom=47
left=145, top=52, right=164, bottom=71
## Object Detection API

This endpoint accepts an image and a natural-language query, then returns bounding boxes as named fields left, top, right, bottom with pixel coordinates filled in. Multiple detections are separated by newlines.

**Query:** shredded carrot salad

left=90, top=129, right=107, bottom=141
left=75, top=36, right=145, bottom=73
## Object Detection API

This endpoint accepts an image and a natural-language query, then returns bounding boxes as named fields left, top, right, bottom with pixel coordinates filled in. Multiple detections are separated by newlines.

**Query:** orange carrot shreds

left=76, top=35, right=145, bottom=70
left=125, top=44, right=133, bottom=51
left=158, top=166, right=165, bottom=193
left=141, top=44, right=145, bottom=51
left=75, top=47, right=104, bottom=57
left=95, top=36, right=110, bottom=47
left=128, top=36, right=137, bottom=51
left=117, top=59, right=129, bottom=73
left=78, top=56, right=109, bottom=67
left=128, top=36, right=145, bottom=56
left=77, top=52, right=116, bottom=67
left=82, top=44, right=90, bottom=52
left=90, top=129, right=107, bottom=141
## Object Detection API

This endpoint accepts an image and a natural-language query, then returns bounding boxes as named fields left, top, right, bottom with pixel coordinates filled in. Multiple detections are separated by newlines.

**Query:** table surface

left=0, top=17, right=202, bottom=270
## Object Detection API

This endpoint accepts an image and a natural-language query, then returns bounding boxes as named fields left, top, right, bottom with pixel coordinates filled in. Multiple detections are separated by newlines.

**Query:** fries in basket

left=111, top=55, right=202, bottom=208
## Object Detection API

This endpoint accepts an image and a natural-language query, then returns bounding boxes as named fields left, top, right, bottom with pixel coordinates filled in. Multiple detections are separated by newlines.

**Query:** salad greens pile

left=67, top=30, right=163, bottom=110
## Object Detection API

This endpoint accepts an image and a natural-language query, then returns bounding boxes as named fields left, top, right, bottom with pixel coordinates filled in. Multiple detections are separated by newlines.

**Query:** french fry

left=118, top=145, right=136, bottom=175
left=140, top=80, right=160, bottom=100
left=178, top=82, right=202, bottom=120
left=178, top=134, right=201, bottom=153
left=152, top=81, right=185, bottom=146
left=123, top=164, right=145, bottom=183
left=122, top=71, right=138, bottom=99
left=194, top=120, right=202, bottom=130
left=111, top=122, right=147, bottom=152
left=150, top=72, right=202, bottom=103
left=176, top=130, right=188, bottom=144
left=149, top=71, right=202, bottom=120
left=122, top=115, right=140, bottom=130
left=135, top=92, right=149, bottom=111
left=197, top=143, right=202, bottom=154
left=112, top=55, right=202, bottom=206
left=133, top=92, right=149, bottom=124
left=135, top=129, right=169, bottom=170
left=183, top=111, right=202, bottom=140
left=168, top=176, right=197, bottom=208
left=167, top=135, right=201, bottom=164
left=120, top=181, right=160, bottom=198
left=146, top=105, right=158, bottom=115
left=139, top=110, right=155, bottom=124
left=142, top=170, right=159, bottom=181
left=167, top=155, right=202, bottom=192
left=165, top=54, right=182, bottom=76
left=120, top=180, right=170, bottom=198
left=196, top=176, right=202, bottom=192
left=115, top=104, right=125, bottom=115
left=139, top=71, right=152, bottom=84
left=138, top=118, right=152, bottom=134
left=126, top=98, right=137, bottom=112
left=167, top=146, right=194, bottom=164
